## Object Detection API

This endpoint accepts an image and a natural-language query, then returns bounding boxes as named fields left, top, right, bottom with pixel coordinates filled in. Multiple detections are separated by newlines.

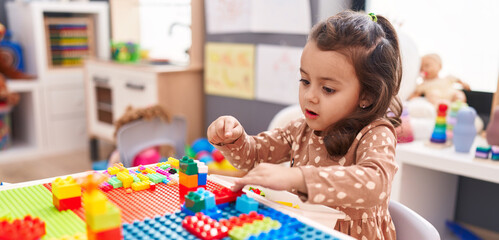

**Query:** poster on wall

left=205, top=0, right=311, bottom=34
left=204, top=42, right=255, bottom=99
left=255, top=44, right=302, bottom=105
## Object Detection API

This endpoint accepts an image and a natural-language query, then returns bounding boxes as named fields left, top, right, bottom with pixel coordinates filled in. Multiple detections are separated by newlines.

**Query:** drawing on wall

left=204, top=42, right=255, bottom=99
left=255, top=44, right=302, bottom=105
left=205, top=0, right=311, bottom=34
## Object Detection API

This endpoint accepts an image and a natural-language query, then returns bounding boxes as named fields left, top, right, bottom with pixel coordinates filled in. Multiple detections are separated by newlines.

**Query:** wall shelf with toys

left=2, top=1, right=110, bottom=161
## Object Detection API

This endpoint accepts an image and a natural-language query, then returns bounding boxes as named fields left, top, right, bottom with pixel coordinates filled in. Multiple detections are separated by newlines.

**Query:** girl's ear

left=359, top=93, right=374, bottom=109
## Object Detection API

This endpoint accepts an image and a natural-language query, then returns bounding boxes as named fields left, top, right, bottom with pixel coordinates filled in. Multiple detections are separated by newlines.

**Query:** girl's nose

left=304, top=88, right=319, bottom=104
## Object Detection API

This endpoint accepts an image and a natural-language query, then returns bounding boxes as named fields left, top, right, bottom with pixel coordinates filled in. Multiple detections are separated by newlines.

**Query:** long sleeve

left=214, top=119, right=306, bottom=171
left=298, top=121, right=398, bottom=209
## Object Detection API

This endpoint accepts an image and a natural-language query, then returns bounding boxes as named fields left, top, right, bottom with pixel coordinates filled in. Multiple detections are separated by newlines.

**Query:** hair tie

left=368, top=13, right=378, bottom=22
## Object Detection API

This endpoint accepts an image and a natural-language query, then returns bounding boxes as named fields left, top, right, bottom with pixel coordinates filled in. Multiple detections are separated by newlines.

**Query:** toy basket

left=0, top=106, right=12, bottom=150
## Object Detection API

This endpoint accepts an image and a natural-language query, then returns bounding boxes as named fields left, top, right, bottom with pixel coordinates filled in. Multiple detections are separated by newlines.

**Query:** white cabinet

left=2, top=2, right=110, bottom=161
left=84, top=60, right=204, bottom=145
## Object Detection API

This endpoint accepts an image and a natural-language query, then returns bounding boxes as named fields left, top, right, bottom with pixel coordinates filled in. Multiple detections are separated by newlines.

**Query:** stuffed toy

left=408, top=53, right=470, bottom=106
left=0, top=22, right=36, bottom=80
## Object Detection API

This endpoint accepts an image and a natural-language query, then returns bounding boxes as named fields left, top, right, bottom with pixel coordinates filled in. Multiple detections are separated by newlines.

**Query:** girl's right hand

left=207, top=116, right=244, bottom=145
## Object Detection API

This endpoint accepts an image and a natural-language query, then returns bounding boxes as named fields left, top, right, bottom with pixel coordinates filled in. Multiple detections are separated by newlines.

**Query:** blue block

left=195, top=187, right=216, bottom=210
left=235, top=194, right=259, bottom=214
left=201, top=207, right=222, bottom=220
left=198, top=173, right=207, bottom=186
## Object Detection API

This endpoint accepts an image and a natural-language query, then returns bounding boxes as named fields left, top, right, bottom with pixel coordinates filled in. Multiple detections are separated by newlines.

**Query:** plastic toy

left=235, top=194, right=259, bottom=214
left=430, top=103, right=448, bottom=144
left=52, top=176, right=82, bottom=211
left=486, top=106, right=499, bottom=146
left=395, top=108, right=414, bottom=143
left=475, top=146, right=491, bottom=159
left=491, top=146, right=499, bottom=160
left=0, top=215, right=46, bottom=240
left=453, top=106, right=477, bottom=153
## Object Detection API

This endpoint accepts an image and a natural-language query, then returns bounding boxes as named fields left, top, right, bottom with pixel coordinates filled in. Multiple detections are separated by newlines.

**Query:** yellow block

left=131, top=181, right=150, bottom=191
left=107, top=167, right=119, bottom=175
left=145, top=167, right=156, bottom=174
left=436, top=116, right=446, bottom=124
left=276, top=201, right=293, bottom=207
left=86, top=202, right=121, bottom=232
left=117, top=172, right=133, bottom=188
left=167, top=157, right=179, bottom=168
left=52, top=176, right=82, bottom=199
left=83, top=191, right=108, bottom=215
left=136, top=173, right=149, bottom=182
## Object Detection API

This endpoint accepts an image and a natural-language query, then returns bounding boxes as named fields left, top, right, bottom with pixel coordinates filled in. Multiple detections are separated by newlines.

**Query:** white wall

left=367, top=0, right=499, bottom=93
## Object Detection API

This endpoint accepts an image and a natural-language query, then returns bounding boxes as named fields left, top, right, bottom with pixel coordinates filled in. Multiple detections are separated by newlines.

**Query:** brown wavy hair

left=309, top=11, right=402, bottom=157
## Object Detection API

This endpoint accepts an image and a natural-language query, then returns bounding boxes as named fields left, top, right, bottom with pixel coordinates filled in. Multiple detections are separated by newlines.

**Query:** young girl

left=207, top=11, right=402, bottom=239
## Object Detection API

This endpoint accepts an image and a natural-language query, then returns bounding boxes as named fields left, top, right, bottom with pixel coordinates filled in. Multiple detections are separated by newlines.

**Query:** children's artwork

left=204, top=42, right=255, bottom=99
left=255, top=44, right=302, bottom=105
left=205, top=0, right=311, bottom=34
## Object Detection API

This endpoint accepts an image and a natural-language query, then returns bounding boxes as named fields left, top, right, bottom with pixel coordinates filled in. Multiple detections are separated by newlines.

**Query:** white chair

left=389, top=200, right=440, bottom=240
left=116, top=116, right=187, bottom=167
left=267, top=104, right=303, bottom=130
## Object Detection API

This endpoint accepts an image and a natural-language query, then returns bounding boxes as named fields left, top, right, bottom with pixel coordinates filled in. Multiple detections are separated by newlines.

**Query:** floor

left=0, top=142, right=114, bottom=183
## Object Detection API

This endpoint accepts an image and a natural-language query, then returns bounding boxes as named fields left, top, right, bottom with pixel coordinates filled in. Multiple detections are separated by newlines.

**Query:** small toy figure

left=453, top=106, right=477, bottom=153
left=408, top=53, right=470, bottom=106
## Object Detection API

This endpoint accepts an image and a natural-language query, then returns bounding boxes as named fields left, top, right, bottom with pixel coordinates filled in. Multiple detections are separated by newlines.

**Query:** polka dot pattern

left=214, top=118, right=397, bottom=240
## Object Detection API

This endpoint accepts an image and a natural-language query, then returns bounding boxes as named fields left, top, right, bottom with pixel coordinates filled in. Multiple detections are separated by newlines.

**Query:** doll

left=408, top=53, right=470, bottom=106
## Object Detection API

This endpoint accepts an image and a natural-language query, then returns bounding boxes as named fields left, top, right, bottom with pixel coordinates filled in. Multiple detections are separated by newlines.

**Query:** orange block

left=178, top=172, right=198, bottom=188
left=87, top=226, right=122, bottom=240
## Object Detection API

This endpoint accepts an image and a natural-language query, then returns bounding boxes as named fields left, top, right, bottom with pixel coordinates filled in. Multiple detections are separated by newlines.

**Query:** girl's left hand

left=231, top=163, right=307, bottom=193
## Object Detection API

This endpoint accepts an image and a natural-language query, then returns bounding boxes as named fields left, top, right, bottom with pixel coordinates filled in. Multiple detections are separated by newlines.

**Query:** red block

left=53, top=195, right=81, bottom=211
left=213, top=188, right=243, bottom=205
left=182, top=212, right=229, bottom=240
left=87, top=226, right=122, bottom=240
left=0, top=215, right=46, bottom=240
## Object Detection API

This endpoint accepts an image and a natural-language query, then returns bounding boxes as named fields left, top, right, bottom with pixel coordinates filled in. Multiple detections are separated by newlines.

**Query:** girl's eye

left=323, top=86, right=335, bottom=93
left=299, top=79, right=310, bottom=85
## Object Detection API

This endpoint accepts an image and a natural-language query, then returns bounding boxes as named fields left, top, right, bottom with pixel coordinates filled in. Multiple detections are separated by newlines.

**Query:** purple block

left=475, top=151, right=489, bottom=159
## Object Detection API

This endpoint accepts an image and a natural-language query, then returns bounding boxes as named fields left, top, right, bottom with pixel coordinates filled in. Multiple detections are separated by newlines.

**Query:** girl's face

left=299, top=41, right=361, bottom=131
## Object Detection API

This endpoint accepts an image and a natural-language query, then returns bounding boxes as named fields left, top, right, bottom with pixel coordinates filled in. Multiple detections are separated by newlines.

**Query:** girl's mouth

left=305, top=109, right=319, bottom=119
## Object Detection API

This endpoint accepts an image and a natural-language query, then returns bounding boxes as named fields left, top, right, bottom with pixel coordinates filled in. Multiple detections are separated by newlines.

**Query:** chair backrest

left=389, top=200, right=440, bottom=240
left=116, top=116, right=186, bottom=167
left=267, top=104, right=303, bottom=130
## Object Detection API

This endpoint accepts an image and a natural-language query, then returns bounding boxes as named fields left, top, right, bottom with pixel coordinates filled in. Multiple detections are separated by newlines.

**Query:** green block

left=159, top=164, right=171, bottom=170
left=179, top=156, right=198, bottom=175
left=476, top=145, right=492, bottom=152
left=108, top=177, right=123, bottom=188
left=185, top=191, right=205, bottom=212
left=0, top=185, right=85, bottom=239
left=147, top=173, right=166, bottom=184
left=86, top=202, right=121, bottom=231
left=132, top=175, right=140, bottom=183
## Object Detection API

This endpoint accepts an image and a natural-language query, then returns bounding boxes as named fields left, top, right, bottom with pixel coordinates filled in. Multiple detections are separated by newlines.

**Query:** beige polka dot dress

left=216, top=118, right=398, bottom=239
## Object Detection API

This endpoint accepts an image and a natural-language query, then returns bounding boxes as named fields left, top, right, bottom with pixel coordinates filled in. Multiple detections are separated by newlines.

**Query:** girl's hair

left=309, top=10, right=403, bottom=157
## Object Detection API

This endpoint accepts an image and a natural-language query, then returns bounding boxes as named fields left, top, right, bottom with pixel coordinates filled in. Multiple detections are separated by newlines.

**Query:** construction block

left=235, top=195, right=259, bottom=214
left=52, top=176, right=81, bottom=199
left=179, top=172, right=198, bottom=188
left=99, top=182, right=113, bottom=192
left=195, top=188, right=216, bottom=210
left=131, top=181, right=150, bottom=191
left=184, top=191, right=205, bottom=213
left=229, top=217, right=281, bottom=240
left=53, top=195, right=82, bottom=211
left=87, top=225, right=121, bottom=240
left=475, top=146, right=491, bottom=159
left=116, top=172, right=133, bottom=188
left=213, top=188, right=243, bottom=205
left=107, top=166, right=119, bottom=175
left=155, top=167, right=170, bottom=177
left=492, top=146, right=499, bottom=160
left=179, top=156, right=198, bottom=175
left=182, top=212, right=229, bottom=240
left=0, top=215, right=46, bottom=240
left=83, top=191, right=108, bottom=215
left=167, top=157, right=179, bottom=168
left=107, top=177, right=122, bottom=189
left=198, top=173, right=207, bottom=186
left=86, top=203, right=121, bottom=232
left=0, top=208, right=10, bottom=221
left=132, top=175, right=140, bottom=183
left=146, top=173, right=166, bottom=184
left=136, top=173, right=149, bottom=182
left=198, top=162, right=208, bottom=174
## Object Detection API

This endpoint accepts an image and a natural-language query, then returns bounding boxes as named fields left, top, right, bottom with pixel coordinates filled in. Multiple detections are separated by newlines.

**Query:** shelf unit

left=2, top=2, right=110, bottom=161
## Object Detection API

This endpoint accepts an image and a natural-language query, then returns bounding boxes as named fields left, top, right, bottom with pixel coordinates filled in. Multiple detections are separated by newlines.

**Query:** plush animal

left=0, top=22, right=36, bottom=80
